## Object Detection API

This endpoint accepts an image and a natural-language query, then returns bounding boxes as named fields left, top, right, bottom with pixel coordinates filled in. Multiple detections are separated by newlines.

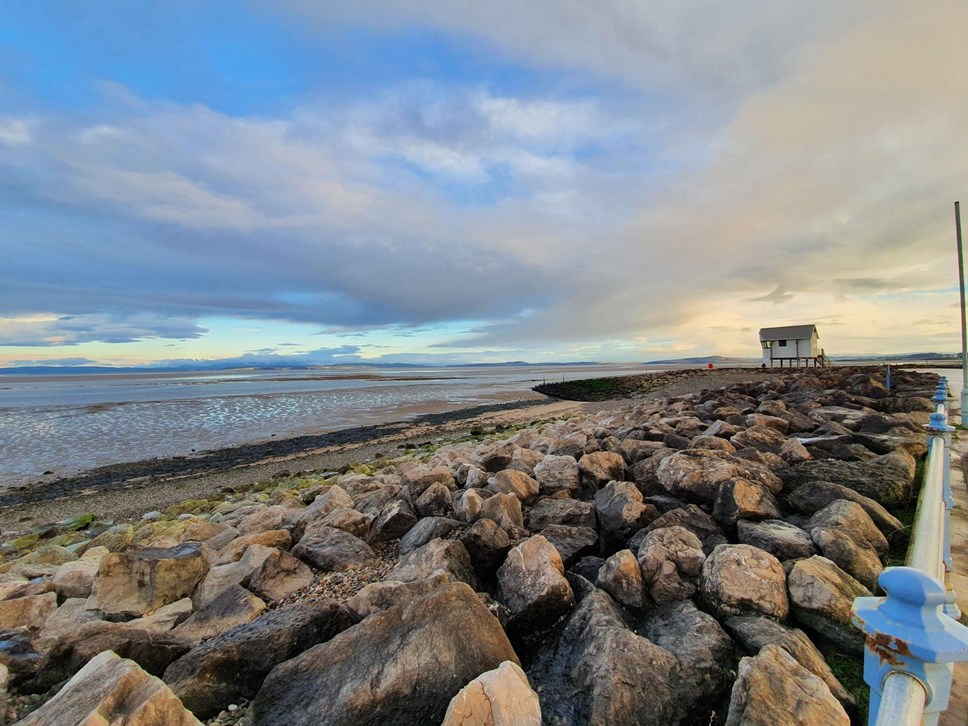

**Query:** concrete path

left=939, top=435, right=968, bottom=726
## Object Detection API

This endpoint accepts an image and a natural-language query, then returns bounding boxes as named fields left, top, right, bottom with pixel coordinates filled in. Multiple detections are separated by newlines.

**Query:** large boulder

left=88, top=542, right=210, bottom=618
left=172, top=585, right=267, bottom=644
left=441, top=660, right=541, bottom=726
left=497, top=536, right=574, bottom=634
left=640, top=600, right=737, bottom=721
left=640, top=504, right=729, bottom=555
left=538, top=525, right=598, bottom=567
left=533, top=455, right=581, bottom=496
left=595, top=549, right=647, bottom=612
left=786, top=481, right=903, bottom=534
left=779, top=451, right=917, bottom=508
left=786, top=556, right=871, bottom=653
left=527, top=576, right=682, bottom=725
left=725, top=615, right=855, bottom=708
left=527, top=498, right=596, bottom=531
left=736, top=520, right=817, bottom=561
left=389, top=538, right=477, bottom=588
left=0, top=593, right=56, bottom=636
left=578, top=451, right=626, bottom=490
left=399, top=517, right=465, bottom=556
left=700, top=544, right=788, bottom=621
left=291, top=485, right=355, bottom=537
left=493, top=470, right=540, bottom=504
left=637, top=526, right=705, bottom=604
left=712, top=478, right=782, bottom=529
left=593, top=481, right=658, bottom=540
left=368, top=499, right=419, bottom=542
left=192, top=544, right=273, bottom=609
left=246, top=547, right=313, bottom=603
left=346, top=572, right=451, bottom=623
left=246, top=584, right=518, bottom=726
left=291, top=524, right=375, bottom=572
left=18, top=650, right=201, bottom=726
left=725, top=644, right=849, bottom=726
left=163, top=600, right=351, bottom=720
left=480, top=493, right=525, bottom=533
left=460, top=519, right=512, bottom=577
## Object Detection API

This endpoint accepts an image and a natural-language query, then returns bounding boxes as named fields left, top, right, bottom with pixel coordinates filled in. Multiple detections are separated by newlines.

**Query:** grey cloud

left=0, top=314, right=207, bottom=347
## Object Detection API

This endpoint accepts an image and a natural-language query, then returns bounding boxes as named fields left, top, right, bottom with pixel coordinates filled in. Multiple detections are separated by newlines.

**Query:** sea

left=0, top=363, right=653, bottom=487
left=0, top=362, right=959, bottom=489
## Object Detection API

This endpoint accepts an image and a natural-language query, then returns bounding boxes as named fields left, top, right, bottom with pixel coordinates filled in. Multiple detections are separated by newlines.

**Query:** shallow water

left=0, top=363, right=653, bottom=486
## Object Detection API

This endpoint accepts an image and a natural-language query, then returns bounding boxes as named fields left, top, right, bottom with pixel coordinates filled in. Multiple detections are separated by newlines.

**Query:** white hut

left=759, top=324, right=825, bottom=368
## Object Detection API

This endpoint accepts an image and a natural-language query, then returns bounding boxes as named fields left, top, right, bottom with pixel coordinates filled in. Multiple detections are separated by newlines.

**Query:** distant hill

left=645, top=356, right=760, bottom=365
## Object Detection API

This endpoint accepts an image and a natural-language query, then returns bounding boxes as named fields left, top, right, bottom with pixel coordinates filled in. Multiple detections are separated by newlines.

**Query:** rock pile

left=0, top=367, right=936, bottom=724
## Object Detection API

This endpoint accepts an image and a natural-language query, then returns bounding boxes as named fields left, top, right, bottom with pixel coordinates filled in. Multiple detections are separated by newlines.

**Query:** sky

left=1, top=1, right=966, bottom=367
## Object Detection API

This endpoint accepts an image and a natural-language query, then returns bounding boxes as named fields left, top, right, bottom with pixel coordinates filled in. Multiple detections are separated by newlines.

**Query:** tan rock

left=15, top=649, right=201, bottom=725
left=725, top=644, right=848, bottom=726
left=442, top=660, right=541, bottom=726
left=700, top=544, right=788, bottom=621
left=0, top=592, right=57, bottom=635
left=212, top=529, right=291, bottom=565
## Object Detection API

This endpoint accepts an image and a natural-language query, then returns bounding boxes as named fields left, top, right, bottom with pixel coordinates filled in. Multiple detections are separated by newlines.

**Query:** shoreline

left=0, top=367, right=782, bottom=535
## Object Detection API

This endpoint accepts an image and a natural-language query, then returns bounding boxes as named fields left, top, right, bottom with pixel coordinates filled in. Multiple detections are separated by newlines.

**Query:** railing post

left=852, top=568, right=968, bottom=726
left=885, top=364, right=892, bottom=392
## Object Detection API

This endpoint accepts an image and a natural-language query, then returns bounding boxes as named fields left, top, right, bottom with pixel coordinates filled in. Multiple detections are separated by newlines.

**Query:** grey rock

left=712, top=478, right=782, bottom=529
left=346, top=572, right=451, bottom=622
left=527, top=497, right=596, bottom=531
left=497, top=536, right=574, bottom=634
left=578, top=451, right=626, bottom=490
left=596, top=549, right=647, bottom=612
left=594, top=480, right=658, bottom=540
left=779, top=451, right=917, bottom=508
left=367, top=498, right=418, bottom=542
left=172, top=584, right=267, bottom=643
left=480, top=492, right=525, bottom=532
left=399, top=517, right=465, bottom=556
left=164, top=600, right=352, bottom=719
left=460, top=518, right=511, bottom=576
left=291, top=525, right=375, bottom=572
left=537, top=525, right=598, bottom=566
left=736, top=519, right=817, bottom=560
left=787, top=481, right=904, bottom=534
left=388, top=538, right=477, bottom=588
left=641, top=504, right=729, bottom=555
left=246, top=548, right=313, bottom=603
left=786, top=556, right=871, bottom=652
left=637, top=525, right=706, bottom=604
left=246, top=584, right=517, bottom=726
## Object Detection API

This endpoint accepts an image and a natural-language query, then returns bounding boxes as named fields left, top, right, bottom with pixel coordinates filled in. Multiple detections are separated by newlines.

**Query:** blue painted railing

left=852, top=377, right=968, bottom=725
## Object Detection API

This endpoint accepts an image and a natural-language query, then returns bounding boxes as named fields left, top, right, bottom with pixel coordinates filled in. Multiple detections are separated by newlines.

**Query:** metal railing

left=851, top=377, right=968, bottom=725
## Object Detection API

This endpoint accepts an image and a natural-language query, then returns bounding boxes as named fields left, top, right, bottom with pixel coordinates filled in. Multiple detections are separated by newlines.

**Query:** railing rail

left=851, top=376, right=968, bottom=726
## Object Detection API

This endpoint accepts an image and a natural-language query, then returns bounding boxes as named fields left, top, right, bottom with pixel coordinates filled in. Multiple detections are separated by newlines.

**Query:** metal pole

left=956, top=201, right=967, bottom=423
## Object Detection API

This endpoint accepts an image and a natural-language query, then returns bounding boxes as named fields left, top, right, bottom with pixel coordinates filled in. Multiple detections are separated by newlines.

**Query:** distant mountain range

left=0, top=360, right=602, bottom=375
left=0, top=353, right=959, bottom=375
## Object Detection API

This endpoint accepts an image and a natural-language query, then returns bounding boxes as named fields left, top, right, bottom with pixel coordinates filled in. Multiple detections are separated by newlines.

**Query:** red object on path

left=708, top=363, right=714, bottom=369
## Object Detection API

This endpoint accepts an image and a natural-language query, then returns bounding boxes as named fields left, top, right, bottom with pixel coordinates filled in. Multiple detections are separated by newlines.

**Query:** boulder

left=480, top=493, right=525, bottom=533
left=594, top=481, right=658, bottom=540
left=52, top=555, right=103, bottom=600
left=712, top=478, right=782, bottom=529
left=786, top=481, right=903, bottom=534
left=730, top=425, right=789, bottom=456
left=460, top=519, right=512, bottom=577
left=640, top=600, right=737, bottom=720
left=246, top=547, right=314, bottom=603
left=656, top=451, right=750, bottom=503
left=637, top=525, right=706, bottom=604
left=401, top=466, right=456, bottom=497
left=164, top=600, right=352, bottom=720
left=237, top=505, right=288, bottom=535
left=577, top=451, right=626, bottom=489
left=318, top=507, right=374, bottom=539
left=786, top=556, right=871, bottom=652
left=18, top=650, right=201, bottom=726
left=192, top=544, right=273, bottom=608
left=0, top=592, right=56, bottom=635
left=497, top=536, right=574, bottom=634
left=641, top=504, right=729, bottom=555
left=527, top=576, right=682, bottom=725
left=454, top=489, right=486, bottom=523
left=399, top=517, right=465, bottom=556
left=779, top=451, right=917, bottom=508
left=441, top=660, right=541, bottom=726
left=0, top=627, right=43, bottom=684
left=736, top=520, right=817, bottom=560
left=414, top=482, right=454, bottom=518
left=700, top=544, right=788, bottom=621
left=537, top=525, right=598, bottom=567
left=347, top=572, right=451, bottom=622
left=88, top=542, right=210, bottom=618
left=246, top=584, right=518, bottom=726
left=493, top=470, right=540, bottom=504
left=291, top=524, right=375, bottom=572
left=806, top=500, right=888, bottom=557
left=291, top=485, right=355, bottom=537
left=527, top=498, right=596, bottom=531
left=212, top=529, right=292, bottom=565
left=596, top=549, right=647, bottom=612
left=725, top=644, right=849, bottom=726
left=388, top=538, right=477, bottom=588
left=367, top=498, right=419, bottom=542
left=172, top=585, right=267, bottom=643
left=725, top=615, right=855, bottom=708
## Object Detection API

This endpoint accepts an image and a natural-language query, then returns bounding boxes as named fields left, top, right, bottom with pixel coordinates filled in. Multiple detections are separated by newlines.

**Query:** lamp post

left=956, top=202, right=967, bottom=423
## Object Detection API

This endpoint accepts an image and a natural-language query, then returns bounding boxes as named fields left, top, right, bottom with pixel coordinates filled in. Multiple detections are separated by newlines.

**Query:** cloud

left=0, top=314, right=207, bottom=347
